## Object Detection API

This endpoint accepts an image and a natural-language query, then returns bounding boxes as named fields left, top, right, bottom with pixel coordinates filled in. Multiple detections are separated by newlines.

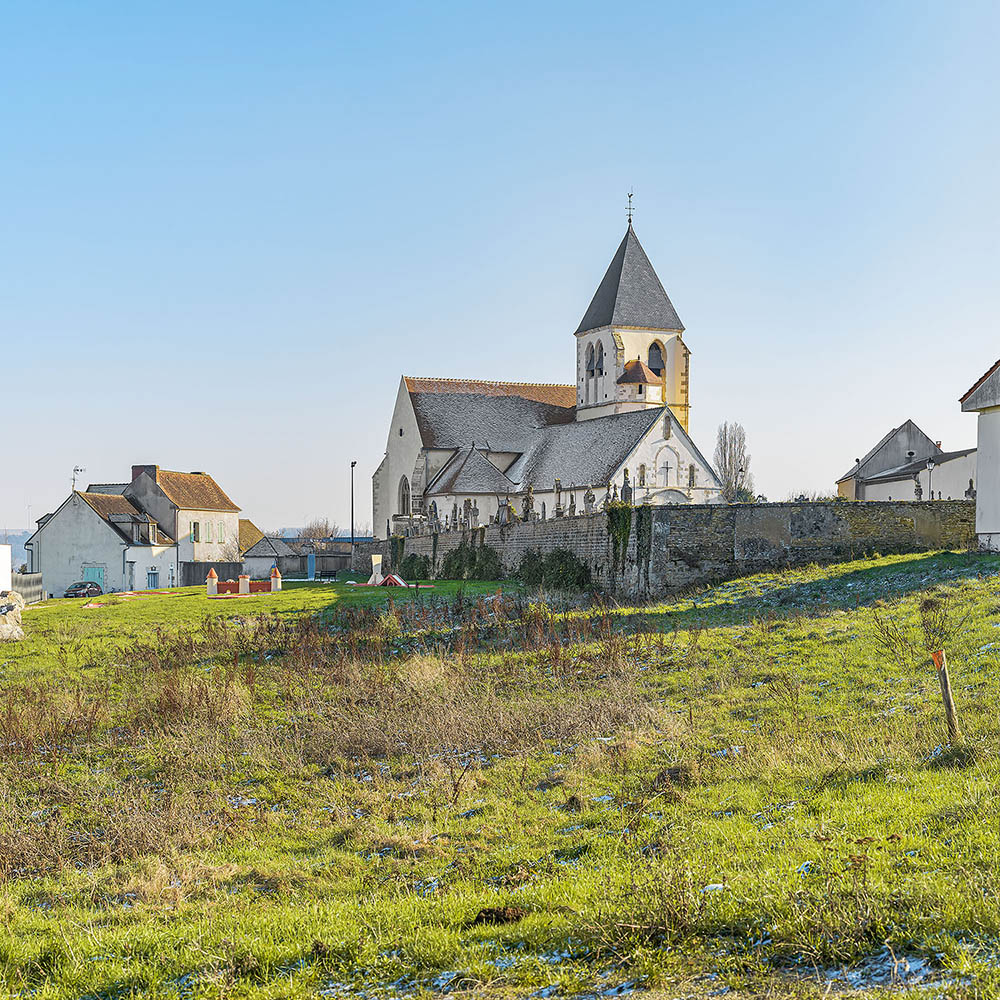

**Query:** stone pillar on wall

left=206, top=568, right=218, bottom=596
left=238, top=574, right=250, bottom=595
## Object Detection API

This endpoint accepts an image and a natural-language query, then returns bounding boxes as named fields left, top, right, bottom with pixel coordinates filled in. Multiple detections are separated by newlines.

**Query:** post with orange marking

left=931, top=649, right=960, bottom=743
left=206, top=568, right=218, bottom=597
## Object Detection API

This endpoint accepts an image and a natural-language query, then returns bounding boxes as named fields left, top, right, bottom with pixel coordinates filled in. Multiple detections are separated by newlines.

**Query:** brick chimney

left=131, top=464, right=158, bottom=483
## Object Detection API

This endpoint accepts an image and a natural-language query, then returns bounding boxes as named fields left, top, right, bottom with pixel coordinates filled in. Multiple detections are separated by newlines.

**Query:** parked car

left=64, top=581, right=103, bottom=598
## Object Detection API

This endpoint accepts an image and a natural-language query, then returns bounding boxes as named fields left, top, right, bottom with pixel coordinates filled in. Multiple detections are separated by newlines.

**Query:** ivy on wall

left=389, top=535, right=405, bottom=571
left=517, top=548, right=591, bottom=590
left=439, top=541, right=504, bottom=580
left=635, top=504, right=653, bottom=592
left=607, top=502, right=633, bottom=577
left=398, top=552, right=431, bottom=580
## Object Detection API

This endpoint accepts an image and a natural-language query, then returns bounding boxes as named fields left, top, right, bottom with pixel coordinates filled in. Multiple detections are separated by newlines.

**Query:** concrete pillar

left=206, top=568, right=218, bottom=596
left=238, top=574, right=250, bottom=595
left=270, top=566, right=282, bottom=592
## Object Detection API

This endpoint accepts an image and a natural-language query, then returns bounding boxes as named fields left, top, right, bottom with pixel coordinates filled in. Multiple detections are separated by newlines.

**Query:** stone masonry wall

left=352, top=500, right=975, bottom=599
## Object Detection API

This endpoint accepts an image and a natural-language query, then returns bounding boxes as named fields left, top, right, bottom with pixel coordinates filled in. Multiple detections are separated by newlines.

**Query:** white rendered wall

left=0, top=545, right=10, bottom=591
left=862, top=452, right=977, bottom=502
left=27, top=496, right=127, bottom=598
left=175, top=510, right=241, bottom=562
left=976, top=409, right=1000, bottom=549
left=374, top=379, right=424, bottom=538
left=124, top=545, right=179, bottom=590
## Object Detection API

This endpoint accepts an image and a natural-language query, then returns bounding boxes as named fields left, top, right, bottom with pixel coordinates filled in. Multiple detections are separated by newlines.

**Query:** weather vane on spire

left=626, top=190, right=634, bottom=225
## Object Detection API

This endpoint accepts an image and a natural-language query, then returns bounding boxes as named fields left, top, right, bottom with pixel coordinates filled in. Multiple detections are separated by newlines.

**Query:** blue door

left=82, top=566, right=105, bottom=590
left=147, top=570, right=159, bottom=589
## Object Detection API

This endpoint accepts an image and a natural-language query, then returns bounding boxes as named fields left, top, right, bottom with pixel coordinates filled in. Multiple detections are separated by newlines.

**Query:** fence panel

left=10, top=573, right=44, bottom=605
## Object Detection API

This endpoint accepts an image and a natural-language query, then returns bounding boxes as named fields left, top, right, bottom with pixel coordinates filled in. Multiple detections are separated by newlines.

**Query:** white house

left=372, top=222, right=722, bottom=538
left=24, top=491, right=178, bottom=598
left=837, top=420, right=976, bottom=502
left=124, top=465, right=241, bottom=562
left=25, top=465, right=242, bottom=597
left=961, top=358, right=1000, bottom=551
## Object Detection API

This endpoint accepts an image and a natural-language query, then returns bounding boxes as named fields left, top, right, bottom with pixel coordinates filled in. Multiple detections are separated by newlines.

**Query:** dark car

left=64, top=581, right=103, bottom=598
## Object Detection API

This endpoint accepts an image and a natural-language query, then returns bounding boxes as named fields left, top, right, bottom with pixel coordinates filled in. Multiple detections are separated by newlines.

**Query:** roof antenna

left=72, top=465, right=86, bottom=490
left=626, top=190, right=634, bottom=226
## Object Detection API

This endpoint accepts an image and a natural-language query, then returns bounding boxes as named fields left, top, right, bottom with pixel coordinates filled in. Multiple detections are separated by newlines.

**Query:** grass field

left=2, top=552, right=999, bottom=998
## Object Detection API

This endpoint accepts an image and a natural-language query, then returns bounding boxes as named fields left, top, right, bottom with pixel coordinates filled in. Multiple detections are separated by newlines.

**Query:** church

left=372, top=221, right=722, bottom=539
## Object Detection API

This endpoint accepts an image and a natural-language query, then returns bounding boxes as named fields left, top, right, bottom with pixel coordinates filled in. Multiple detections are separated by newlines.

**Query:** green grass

left=1, top=552, right=999, bottom=998
left=1, top=576, right=508, bottom=682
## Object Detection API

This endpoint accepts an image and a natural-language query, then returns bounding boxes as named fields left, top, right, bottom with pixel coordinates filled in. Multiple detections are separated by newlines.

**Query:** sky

left=2, top=1, right=999, bottom=531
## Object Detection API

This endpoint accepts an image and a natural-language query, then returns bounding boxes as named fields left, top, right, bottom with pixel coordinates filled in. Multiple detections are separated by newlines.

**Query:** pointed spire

left=575, top=225, right=684, bottom=334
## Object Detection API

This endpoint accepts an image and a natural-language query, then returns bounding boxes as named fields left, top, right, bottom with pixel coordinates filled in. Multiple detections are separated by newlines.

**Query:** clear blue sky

left=3, top=1, right=998, bottom=530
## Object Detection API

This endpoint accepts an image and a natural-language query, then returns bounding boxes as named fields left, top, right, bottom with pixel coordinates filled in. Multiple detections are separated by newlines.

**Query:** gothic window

left=663, top=414, right=672, bottom=439
left=595, top=341, right=604, bottom=377
left=688, top=464, right=696, bottom=488
left=638, top=464, right=646, bottom=487
left=586, top=343, right=595, bottom=375
left=398, top=476, right=411, bottom=516
left=647, top=342, right=664, bottom=376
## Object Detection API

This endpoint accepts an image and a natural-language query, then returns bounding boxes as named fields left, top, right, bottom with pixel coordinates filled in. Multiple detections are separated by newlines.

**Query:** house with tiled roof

left=125, top=465, right=241, bottom=564
left=372, top=222, right=722, bottom=538
left=24, top=489, right=179, bottom=597
left=25, top=464, right=245, bottom=597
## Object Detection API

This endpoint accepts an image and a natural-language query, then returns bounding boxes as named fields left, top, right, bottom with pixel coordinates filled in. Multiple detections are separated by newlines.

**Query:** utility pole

left=350, top=461, right=357, bottom=568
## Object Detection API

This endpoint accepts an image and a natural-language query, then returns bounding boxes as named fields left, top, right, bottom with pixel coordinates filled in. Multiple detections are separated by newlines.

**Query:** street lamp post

left=350, top=461, right=357, bottom=566
left=927, top=458, right=936, bottom=501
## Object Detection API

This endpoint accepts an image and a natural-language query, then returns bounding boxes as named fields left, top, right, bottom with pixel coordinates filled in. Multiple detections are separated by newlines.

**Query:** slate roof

left=836, top=420, right=937, bottom=483
left=406, top=379, right=576, bottom=450
left=86, top=483, right=128, bottom=495
left=427, top=446, right=516, bottom=496
left=575, top=224, right=684, bottom=335
left=76, top=492, right=175, bottom=545
left=617, top=359, right=660, bottom=385
left=863, top=448, right=977, bottom=484
left=78, top=491, right=147, bottom=522
left=244, top=536, right=297, bottom=559
left=960, top=358, right=1000, bottom=410
left=154, top=470, right=240, bottom=512
left=238, top=518, right=265, bottom=554
left=505, top=408, right=665, bottom=489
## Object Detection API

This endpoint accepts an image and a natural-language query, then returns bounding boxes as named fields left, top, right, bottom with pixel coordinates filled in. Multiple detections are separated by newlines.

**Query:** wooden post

left=931, top=649, right=961, bottom=743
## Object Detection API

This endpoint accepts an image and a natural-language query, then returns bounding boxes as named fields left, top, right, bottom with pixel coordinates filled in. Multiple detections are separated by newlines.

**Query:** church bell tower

left=574, top=221, right=690, bottom=430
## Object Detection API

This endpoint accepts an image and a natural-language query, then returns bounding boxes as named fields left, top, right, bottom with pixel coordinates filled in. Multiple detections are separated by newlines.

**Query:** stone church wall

left=352, top=500, right=975, bottom=599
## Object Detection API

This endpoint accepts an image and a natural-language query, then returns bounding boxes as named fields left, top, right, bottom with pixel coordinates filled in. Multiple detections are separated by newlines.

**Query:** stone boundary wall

left=351, top=500, right=976, bottom=598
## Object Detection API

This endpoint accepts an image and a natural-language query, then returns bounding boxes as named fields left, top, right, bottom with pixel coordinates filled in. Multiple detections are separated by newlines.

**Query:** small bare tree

left=714, top=422, right=755, bottom=502
left=301, top=517, right=340, bottom=539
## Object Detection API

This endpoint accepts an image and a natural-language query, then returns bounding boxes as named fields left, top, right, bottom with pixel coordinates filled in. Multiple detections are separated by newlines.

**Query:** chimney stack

left=131, top=464, right=158, bottom=483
